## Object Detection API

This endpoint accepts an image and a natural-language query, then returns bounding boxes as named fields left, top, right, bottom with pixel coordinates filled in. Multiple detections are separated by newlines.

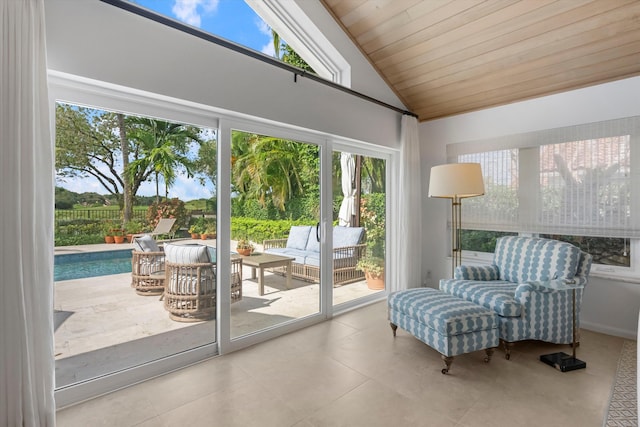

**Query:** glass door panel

left=332, top=150, right=387, bottom=306
left=230, top=130, right=321, bottom=338
left=54, top=102, right=218, bottom=388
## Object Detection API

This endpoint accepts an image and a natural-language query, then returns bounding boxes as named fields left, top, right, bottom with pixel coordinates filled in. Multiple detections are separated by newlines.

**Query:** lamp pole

left=451, top=196, right=462, bottom=277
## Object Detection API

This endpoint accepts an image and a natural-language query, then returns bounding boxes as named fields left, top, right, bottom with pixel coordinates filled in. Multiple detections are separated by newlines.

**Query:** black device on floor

left=540, top=352, right=586, bottom=372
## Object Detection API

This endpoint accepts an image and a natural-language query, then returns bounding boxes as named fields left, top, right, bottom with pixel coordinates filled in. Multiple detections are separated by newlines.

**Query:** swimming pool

left=54, top=249, right=133, bottom=281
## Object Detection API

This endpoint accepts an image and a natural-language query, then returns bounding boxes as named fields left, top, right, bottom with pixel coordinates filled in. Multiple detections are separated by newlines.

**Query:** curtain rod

left=99, top=0, right=418, bottom=119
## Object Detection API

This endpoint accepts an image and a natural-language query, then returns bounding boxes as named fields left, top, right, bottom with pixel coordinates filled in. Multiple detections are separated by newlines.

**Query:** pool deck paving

left=54, top=238, right=378, bottom=387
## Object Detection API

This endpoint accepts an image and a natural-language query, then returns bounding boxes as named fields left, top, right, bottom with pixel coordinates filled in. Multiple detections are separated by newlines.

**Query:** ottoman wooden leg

left=390, top=323, right=398, bottom=337
left=441, top=355, right=454, bottom=374
left=484, top=347, right=495, bottom=363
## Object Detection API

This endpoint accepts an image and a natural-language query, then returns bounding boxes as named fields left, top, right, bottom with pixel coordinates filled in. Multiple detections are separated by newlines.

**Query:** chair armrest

left=263, top=238, right=287, bottom=250
left=454, top=264, right=499, bottom=280
left=517, top=277, right=586, bottom=294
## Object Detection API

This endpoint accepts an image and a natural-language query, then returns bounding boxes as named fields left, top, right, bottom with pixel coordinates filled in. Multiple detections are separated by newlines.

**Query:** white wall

left=44, top=0, right=404, bottom=147
left=420, top=76, right=640, bottom=339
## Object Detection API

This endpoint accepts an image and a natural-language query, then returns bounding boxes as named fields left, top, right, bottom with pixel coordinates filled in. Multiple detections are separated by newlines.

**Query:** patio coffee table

left=234, top=252, right=294, bottom=296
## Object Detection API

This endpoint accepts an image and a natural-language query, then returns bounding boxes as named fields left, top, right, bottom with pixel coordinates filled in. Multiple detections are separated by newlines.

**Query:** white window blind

left=458, top=149, right=519, bottom=232
left=449, top=116, right=640, bottom=239
left=536, top=136, right=631, bottom=237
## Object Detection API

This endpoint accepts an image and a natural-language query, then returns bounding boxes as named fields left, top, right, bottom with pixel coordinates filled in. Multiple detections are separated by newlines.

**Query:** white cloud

left=171, top=0, right=219, bottom=28
left=256, top=18, right=271, bottom=36
left=202, top=0, right=219, bottom=13
left=256, top=17, right=276, bottom=56
left=261, top=40, right=276, bottom=57
left=167, top=175, right=214, bottom=201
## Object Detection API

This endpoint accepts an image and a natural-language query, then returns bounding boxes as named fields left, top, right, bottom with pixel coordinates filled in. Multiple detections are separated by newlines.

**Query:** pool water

left=54, top=249, right=133, bottom=281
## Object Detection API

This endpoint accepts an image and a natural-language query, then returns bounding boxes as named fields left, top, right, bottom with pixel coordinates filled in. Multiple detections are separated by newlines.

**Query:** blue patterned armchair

left=439, top=236, right=592, bottom=359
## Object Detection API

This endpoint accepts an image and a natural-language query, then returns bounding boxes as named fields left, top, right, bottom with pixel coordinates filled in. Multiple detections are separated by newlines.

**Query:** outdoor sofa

left=263, top=225, right=366, bottom=287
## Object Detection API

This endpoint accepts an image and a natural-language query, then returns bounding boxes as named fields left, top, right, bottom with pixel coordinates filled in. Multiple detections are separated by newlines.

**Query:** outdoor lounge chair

left=134, top=217, right=177, bottom=240
left=163, top=244, right=242, bottom=322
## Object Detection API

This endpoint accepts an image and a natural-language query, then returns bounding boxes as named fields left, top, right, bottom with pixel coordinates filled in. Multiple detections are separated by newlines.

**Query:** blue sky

left=57, top=1, right=276, bottom=201
left=133, top=0, right=276, bottom=56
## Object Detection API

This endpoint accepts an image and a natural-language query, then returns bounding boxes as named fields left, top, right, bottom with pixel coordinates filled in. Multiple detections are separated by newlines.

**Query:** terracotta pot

left=104, top=235, right=115, bottom=244
left=190, top=233, right=199, bottom=239
left=237, top=248, right=252, bottom=256
left=114, top=235, right=125, bottom=244
left=200, top=233, right=208, bottom=240
left=365, top=271, right=385, bottom=290
left=126, top=234, right=134, bottom=243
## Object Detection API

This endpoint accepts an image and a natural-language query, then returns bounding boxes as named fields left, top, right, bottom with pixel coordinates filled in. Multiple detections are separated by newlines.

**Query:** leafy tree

left=193, top=134, right=217, bottom=194
left=56, top=104, right=126, bottom=206
left=271, top=29, right=315, bottom=73
left=117, top=113, right=133, bottom=222
left=55, top=104, right=157, bottom=217
left=54, top=187, right=76, bottom=209
left=126, top=117, right=201, bottom=203
left=232, top=132, right=319, bottom=213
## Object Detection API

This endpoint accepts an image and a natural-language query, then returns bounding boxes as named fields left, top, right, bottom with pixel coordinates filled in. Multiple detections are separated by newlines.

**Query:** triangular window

left=128, top=0, right=350, bottom=85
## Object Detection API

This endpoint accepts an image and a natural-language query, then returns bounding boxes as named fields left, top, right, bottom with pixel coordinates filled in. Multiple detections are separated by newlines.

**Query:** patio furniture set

left=131, top=224, right=369, bottom=321
left=130, top=235, right=242, bottom=322
left=388, top=236, right=592, bottom=373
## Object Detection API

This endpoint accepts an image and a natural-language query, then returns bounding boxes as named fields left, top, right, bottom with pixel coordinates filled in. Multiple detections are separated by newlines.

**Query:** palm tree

left=127, top=118, right=200, bottom=202
left=231, top=131, right=307, bottom=211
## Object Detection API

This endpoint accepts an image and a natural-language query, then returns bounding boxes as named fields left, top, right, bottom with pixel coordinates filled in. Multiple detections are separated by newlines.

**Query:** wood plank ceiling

left=321, top=0, right=640, bottom=122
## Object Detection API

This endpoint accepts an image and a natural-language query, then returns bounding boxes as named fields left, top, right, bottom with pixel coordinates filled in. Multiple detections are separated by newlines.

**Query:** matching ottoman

left=388, top=288, right=499, bottom=374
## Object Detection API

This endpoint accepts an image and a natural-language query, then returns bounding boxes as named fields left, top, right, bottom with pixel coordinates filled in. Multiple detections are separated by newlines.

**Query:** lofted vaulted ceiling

left=321, top=0, right=640, bottom=122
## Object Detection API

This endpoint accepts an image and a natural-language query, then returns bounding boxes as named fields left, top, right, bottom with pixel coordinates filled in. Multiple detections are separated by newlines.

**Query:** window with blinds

left=449, top=116, right=640, bottom=268
left=538, top=136, right=631, bottom=237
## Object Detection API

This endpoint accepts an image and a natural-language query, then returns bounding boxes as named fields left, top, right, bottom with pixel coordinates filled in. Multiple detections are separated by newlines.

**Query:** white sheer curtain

left=393, top=115, right=422, bottom=291
left=1, top=0, right=56, bottom=425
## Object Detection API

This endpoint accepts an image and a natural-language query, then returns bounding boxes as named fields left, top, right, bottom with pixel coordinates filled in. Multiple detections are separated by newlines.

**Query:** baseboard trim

left=581, top=320, right=637, bottom=340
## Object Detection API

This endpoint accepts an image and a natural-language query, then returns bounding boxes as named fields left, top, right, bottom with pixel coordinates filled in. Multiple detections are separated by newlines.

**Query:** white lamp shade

left=428, top=163, right=485, bottom=199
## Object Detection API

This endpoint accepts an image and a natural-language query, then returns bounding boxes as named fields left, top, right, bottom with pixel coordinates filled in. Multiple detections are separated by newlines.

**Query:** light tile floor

left=56, top=301, right=626, bottom=427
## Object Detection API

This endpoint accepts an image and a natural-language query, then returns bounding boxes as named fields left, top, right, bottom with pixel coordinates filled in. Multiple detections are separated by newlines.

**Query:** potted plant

left=358, top=194, right=386, bottom=290
left=124, top=220, right=145, bottom=243
left=188, top=223, right=202, bottom=239
left=204, top=224, right=217, bottom=240
left=236, top=238, right=254, bottom=256
left=102, top=221, right=116, bottom=244
left=357, top=255, right=385, bottom=290
left=113, top=228, right=125, bottom=244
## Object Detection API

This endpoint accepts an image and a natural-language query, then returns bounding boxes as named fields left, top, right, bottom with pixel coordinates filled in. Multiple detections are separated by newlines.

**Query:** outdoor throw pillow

left=134, top=234, right=160, bottom=252
left=164, top=243, right=211, bottom=264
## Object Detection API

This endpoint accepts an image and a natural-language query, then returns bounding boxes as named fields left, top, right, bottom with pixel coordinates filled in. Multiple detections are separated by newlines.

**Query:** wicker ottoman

left=388, top=288, right=499, bottom=374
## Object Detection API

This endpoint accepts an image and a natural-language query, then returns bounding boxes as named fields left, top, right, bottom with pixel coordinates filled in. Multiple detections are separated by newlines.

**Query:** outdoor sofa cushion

left=286, top=226, right=312, bottom=250
left=266, top=226, right=364, bottom=267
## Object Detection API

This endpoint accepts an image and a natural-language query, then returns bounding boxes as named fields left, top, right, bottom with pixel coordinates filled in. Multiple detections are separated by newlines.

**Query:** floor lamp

left=428, top=163, right=485, bottom=277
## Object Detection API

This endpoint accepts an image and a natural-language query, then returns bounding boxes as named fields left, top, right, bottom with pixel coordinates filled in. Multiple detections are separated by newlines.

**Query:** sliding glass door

left=228, top=128, right=323, bottom=339
left=332, top=149, right=388, bottom=308
left=54, top=101, right=220, bottom=390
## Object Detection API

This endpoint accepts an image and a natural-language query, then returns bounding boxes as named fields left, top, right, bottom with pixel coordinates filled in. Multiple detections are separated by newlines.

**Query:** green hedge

left=231, top=217, right=314, bottom=244
left=55, top=219, right=104, bottom=246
